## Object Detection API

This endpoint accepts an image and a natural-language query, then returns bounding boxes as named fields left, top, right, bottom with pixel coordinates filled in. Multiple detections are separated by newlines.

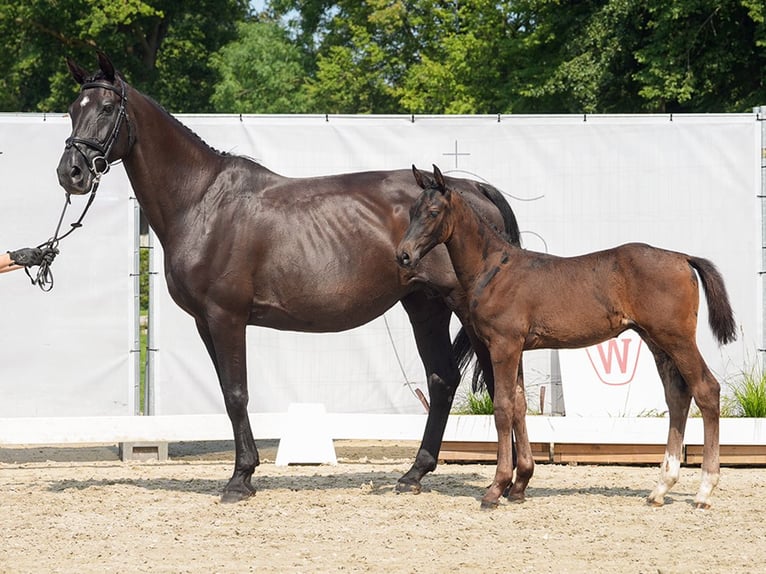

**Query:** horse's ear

left=412, top=164, right=431, bottom=190
left=97, top=51, right=115, bottom=82
left=66, top=58, right=88, bottom=85
left=432, top=164, right=448, bottom=195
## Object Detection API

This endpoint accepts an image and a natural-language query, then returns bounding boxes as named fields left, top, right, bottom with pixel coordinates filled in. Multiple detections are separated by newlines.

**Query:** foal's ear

left=412, top=164, right=433, bottom=190
left=66, top=58, right=88, bottom=85
left=432, top=164, right=448, bottom=195
left=97, top=51, right=116, bottom=82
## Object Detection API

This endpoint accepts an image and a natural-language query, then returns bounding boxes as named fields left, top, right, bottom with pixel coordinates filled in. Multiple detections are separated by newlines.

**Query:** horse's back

left=182, top=162, right=507, bottom=332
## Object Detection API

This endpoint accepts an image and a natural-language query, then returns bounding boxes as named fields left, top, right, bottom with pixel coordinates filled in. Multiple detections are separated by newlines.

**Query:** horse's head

left=56, top=52, right=132, bottom=195
left=396, top=164, right=454, bottom=269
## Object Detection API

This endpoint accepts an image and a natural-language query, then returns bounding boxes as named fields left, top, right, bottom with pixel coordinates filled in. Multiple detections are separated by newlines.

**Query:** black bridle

left=64, top=78, right=131, bottom=182
left=27, top=78, right=131, bottom=292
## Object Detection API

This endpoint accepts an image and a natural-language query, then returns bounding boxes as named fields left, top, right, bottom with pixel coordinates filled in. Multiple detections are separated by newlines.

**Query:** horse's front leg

left=196, top=314, right=259, bottom=503
left=481, top=343, right=522, bottom=509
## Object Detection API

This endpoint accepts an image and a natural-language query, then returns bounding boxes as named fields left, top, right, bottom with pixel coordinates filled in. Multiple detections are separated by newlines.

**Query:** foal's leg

left=654, top=343, right=721, bottom=509
left=647, top=347, right=691, bottom=507
left=684, top=357, right=721, bottom=509
left=396, top=295, right=460, bottom=493
left=481, top=343, right=523, bottom=509
left=197, top=314, right=259, bottom=503
left=465, top=328, right=521, bottom=475
left=504, top=363, right=534, bottom=502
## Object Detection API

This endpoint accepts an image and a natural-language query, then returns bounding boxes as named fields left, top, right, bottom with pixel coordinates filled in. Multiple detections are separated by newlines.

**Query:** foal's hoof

left=480, top=499, right=499, bottom=511
left=395, top=478, right=422, bottom=495
left=694, top=502, right=711, bottom=511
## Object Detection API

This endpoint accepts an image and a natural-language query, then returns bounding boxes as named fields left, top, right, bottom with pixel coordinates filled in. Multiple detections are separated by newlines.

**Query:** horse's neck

left=445, top=194, right=512, bottom=289
left=122, top=92, right=224, bottom=242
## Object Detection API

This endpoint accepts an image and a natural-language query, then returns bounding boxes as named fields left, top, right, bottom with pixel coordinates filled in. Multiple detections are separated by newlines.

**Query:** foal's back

left=489, top=243, right=701, bottom=349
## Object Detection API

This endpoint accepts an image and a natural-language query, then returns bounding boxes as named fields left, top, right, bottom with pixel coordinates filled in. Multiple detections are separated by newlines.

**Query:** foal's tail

left=454, top=182, right=521, bottom=391
left=689, top=256, right=737, bottom=345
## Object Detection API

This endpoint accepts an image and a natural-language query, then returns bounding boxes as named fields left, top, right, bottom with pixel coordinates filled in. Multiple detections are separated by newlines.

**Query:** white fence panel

left=0, top=114, right=136, bottom=417
left=152, top=114, right=760, bottom=417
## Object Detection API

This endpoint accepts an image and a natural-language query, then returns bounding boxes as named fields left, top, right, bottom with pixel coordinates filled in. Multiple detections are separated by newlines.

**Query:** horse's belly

left=248, top=290, right=402, bottom=333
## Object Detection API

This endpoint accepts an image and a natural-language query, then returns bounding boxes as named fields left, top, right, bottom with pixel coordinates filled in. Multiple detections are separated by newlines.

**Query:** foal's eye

left=103, top=103, right=115, bottom=114
left=429, top=210, right=439, bottom=219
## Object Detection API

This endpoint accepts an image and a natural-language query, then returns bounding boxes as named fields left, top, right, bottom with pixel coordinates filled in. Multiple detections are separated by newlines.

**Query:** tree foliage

left=2, top=0, right=765, bottom=114
left=0, top=0, right=248, bottom=112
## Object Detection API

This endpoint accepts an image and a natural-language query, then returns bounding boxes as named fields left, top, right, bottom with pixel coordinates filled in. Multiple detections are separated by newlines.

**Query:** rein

left=26, top=79, right=129, bottom=292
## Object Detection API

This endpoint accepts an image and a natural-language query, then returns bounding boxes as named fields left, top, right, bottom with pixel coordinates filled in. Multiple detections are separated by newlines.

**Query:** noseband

left=64, top=78, right=132, bottom=187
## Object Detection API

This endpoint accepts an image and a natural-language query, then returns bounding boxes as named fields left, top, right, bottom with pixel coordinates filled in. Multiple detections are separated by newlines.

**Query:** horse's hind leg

left=196, top=315, right=259, bottom=503
left=396, top=295, right=459, bottom=493
left=646, top=345, right=691, bottom=507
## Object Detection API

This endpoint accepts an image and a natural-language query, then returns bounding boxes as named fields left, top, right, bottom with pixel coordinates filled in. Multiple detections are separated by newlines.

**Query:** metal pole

left=132, top=197, right=142, bottom=415
left=756, top=106, right=766, bottom=373
left=145, top=228, right=156, bottom=415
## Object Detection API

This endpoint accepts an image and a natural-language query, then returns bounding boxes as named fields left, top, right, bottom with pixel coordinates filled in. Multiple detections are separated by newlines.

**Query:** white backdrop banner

left=151, top=113, right=760, bottom=417
left=0, top=114, right=136, bottom=417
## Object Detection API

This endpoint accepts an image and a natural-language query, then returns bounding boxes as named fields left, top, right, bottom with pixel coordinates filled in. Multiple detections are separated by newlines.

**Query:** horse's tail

left=689, top=256, right=737, bottom=345
left=477, top=182, right=521, bottom=247
left=453, top=182, right=521, bottom=392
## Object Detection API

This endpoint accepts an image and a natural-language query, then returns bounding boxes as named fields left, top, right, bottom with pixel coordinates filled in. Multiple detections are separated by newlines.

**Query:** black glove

left=40, top=246, right=59, bottom=266
left=8, top=247, right=44, bottom=267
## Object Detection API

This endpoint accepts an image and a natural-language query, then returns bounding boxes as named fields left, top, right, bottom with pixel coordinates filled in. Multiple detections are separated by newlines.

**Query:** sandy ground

left=0, top=440, right=764, bottom=574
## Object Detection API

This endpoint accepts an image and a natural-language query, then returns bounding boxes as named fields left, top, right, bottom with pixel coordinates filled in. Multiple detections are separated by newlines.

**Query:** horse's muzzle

left=56, top=153, right=91, bottom=195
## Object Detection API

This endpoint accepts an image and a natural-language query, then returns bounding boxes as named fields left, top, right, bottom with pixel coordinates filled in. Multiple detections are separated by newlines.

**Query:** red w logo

left=585, top=333, right=643, bottom=386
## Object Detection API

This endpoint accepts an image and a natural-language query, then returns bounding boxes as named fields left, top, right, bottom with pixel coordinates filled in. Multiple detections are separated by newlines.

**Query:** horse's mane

left=87, top=69, right=231, bottom=158
left=143, top=93, right=231, bottom=158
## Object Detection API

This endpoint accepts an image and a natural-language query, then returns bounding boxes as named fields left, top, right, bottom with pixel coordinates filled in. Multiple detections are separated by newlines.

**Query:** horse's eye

left=103, top=103, right=114, bottom=114
left=429, top=210, right=439, bottom=219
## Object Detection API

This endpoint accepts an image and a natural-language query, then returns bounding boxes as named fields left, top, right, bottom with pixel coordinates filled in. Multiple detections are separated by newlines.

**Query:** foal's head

left=396, top=164, right=454, bottom=269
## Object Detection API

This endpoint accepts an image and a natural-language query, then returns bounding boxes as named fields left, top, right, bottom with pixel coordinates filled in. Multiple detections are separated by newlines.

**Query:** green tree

left=210, top=19, right=309, bottom=113
left=507, top=0, right=766, bottom=113
left=0, top=0, right=248, bottom=112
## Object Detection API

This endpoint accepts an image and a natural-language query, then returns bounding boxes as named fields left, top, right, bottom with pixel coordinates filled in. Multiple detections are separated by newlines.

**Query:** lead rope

left=25, top=179, right=100, bottom=292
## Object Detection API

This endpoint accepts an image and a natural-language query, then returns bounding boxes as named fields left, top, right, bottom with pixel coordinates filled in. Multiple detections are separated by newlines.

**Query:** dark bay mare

left=397, top=165, right=736, bottom=510
left=55, top=53, right=521, bottom=503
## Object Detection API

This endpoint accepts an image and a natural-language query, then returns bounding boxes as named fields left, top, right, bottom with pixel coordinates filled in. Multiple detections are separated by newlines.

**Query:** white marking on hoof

left=694, top=470, right=719, bottom=509
left=650, top=452, right=680, bottom=505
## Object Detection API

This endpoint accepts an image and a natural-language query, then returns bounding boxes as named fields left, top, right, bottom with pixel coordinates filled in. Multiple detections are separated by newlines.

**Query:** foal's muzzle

left=396, top=250, right=415, bottom=268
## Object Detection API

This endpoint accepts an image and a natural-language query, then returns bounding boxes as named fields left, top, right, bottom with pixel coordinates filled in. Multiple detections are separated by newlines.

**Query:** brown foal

left=397, top=165, right=736, bottom=510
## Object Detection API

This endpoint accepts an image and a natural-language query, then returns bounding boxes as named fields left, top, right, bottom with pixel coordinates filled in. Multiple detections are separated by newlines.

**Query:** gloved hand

left=40, top=246, right=59, bottom=266
left=8, top=247, right=44, bottom=267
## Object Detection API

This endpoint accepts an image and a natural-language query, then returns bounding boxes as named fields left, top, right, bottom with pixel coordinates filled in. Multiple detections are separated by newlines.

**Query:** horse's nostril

left=70, top=165, right=82, bottom=182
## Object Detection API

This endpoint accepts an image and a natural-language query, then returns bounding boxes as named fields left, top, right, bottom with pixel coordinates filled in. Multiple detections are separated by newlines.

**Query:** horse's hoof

left=646, top=496, right=664, bottom=508
left=220, top=488, right=256, bottom=504
left=395, top=479, right=422, bottom=495
left=694, top=502, right=711, bottom=511
left=506, top=493, right=526, bottom=504
left=480, top=499, right=499, bottom=511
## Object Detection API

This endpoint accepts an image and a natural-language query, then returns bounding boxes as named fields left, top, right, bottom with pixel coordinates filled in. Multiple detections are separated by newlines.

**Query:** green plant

left=723, top=368, right=766, bottom=418
left=453, top=390, right=494, bottom=415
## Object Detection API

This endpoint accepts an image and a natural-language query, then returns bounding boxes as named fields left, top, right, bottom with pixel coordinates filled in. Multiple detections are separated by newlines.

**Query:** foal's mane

left=447, top=184, right=519, bottom=250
